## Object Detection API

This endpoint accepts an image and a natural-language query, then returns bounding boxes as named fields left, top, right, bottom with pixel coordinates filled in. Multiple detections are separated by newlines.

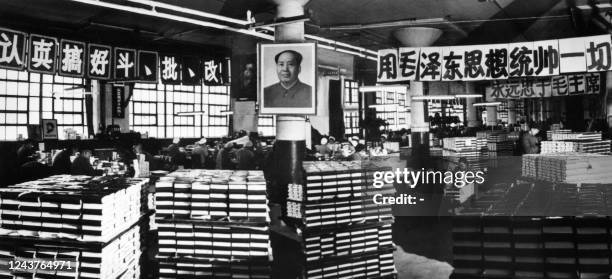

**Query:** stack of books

left=521, top=153, right=612, bottom=183
left=550, top=131, right=601, bottom=141
left=285, top=161, right=396, bottom=278
left=443, top=137, right=487, bottom=170
left=154, top=170, right=271, bottom=279
left=541, top=140, right=611, bottom=155
left=0, top=175, right=148, bottom=279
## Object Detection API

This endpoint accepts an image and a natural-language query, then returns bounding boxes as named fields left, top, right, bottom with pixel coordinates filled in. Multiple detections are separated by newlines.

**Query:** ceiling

left=0, top=0, right=609, bottom=55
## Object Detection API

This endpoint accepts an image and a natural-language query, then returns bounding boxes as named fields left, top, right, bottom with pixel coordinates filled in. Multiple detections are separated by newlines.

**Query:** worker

left=71, top=149, right=98, bottom=176
left=191, top=138, right=209, bottom=169
left=521, top=126, right=540, bottom=154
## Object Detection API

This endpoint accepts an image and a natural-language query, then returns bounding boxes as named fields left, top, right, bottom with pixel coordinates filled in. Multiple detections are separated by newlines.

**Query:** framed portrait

left=41, top=119, right=58, bottom=139
left=258, top=42, right=317, bottom=115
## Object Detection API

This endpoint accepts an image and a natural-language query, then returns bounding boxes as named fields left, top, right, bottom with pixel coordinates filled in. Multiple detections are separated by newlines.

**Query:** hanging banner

left=397, top=47, right=420, bottom=81
left=532, top=39, right=559, bottom=77
left=376, top=48, right=398, bottom=83
left=182, top=56, right=202, bottom=85
left=0, top=27, right=27, bottom=70
left=377, top=35, right=612, bottom=82
left=584, top=34, right=612, bottom=72
left=28, top=34, right=58, bottom=74
left=137, top=50, right=158, bottom=83
left=112, top=85, right=125, bottom=118
left=483, top=44, right=509, bottom=79
left=160, top=54, right=181, bottom=84
left=202, top=56, right=227, bottom=86
left=418, top=47, right=443, bottom=81
left=87, top=44, right=111, bottom=80
left=58, top=39, right=86, bottom=77
left=485, top=73, right=601, bottom=101
left=508, top=42, right=535, bottom=78
left=114, top=48, right=136, bottom=80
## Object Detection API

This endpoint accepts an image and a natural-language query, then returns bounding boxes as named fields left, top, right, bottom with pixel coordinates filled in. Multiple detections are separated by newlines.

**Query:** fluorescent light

left=220, top=110, right=233, bottom=116
left=177, top=111, right=206, bottom=116
left=368, top=104, right=400, bottom=112
left=70, top=0, right=274, bottom=40
left=473, top=102, right=502, bottom=107
left=359, top=85, right=408, bottom=93
left=454, top=94, right=482, bottom=98
left=411, top=95, right=455, bottom=101
left=127, top=0, right=249, bottom=25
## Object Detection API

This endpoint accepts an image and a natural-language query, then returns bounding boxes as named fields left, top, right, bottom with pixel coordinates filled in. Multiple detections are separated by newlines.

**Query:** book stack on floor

left=521, top=153, right=612, bottom=183
left=452, top=181, right=612, bottom=279
left=541, top=140, right=611, bottom=155
left=549, top=131, right=601, bottom=141
left=547, top=129, right=571, bottom=141
left=285, top=161, right=396, bottom=279
left=443, top=137, right=487, bottom=170
left=0, top=175, right=148, bottom=279
left=154, top=169, right=271, bottom=279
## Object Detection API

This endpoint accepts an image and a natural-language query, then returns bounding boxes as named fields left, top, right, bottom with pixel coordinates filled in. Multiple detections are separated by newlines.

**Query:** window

left=130, top=81, right=230, bottom=138
left=258, top=115, right=276, bottom=137
left=0, top=69, right=87, bottom=140
left=373, top=89, right=408, bottom=131
left=343, top=79, right=359, bottom=109
left=344, top=111, right=359, bottom=136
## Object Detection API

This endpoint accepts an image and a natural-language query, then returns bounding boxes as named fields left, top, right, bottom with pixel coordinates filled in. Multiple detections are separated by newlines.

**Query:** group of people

left=313, top=135, right=392, bottom=161
left=164, top=132, right=270, bottom=171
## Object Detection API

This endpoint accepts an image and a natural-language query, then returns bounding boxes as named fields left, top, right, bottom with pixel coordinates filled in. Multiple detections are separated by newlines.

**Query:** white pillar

left=409, top=82, right=428, bottom=133
left=464, top=82, right=480, bottom=128
left=486, top=106, right=498, bottom=126
left=508, top=100, right=517, bottom=125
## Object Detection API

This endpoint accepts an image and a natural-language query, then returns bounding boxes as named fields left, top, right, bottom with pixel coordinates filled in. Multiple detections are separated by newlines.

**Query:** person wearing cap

left=315, top=137, right=332, bottom=158
left=216, top=142, right=236, bottom=170
left=191, top=138, right=209, bottom=169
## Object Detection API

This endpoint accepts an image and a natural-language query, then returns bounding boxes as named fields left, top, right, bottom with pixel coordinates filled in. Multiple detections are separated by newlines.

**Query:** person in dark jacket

left=521, top=127, right=540, bottom=154
left=71, top=150, right=97, bottom=176
left=233, top=141, right=256, bottom=170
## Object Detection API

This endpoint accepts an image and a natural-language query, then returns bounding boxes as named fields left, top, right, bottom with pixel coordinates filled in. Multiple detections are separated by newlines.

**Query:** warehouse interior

left=1, top=0, right=612, bottom=278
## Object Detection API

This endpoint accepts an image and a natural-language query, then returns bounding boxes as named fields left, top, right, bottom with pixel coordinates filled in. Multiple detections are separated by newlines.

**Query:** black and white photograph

left=3, top=1, right=612, bottom=279
left=259, top=42, right=316, bottom=115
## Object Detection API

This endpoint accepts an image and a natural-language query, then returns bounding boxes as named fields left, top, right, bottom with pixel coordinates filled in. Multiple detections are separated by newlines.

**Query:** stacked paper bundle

left=154, top=170, right=271, bottom=279
left=429, top=147, right=443, bottom=157
left=521, top=153, right=612, bottom=183
left=155, top=170, right=267, bottom=222
left=575, top=140, right=611, bottom=154
left=550, top=131, right=601, bottom=141
left=442, top=137, right=487, bottom=170
left=286, top=161, right=396, bottom=278
left=0, top=175, right=147, bottom=279
left=547, top=129, right=572, bottom=140
left=0, top=224, right=142, bottom=279
left=0, top=175, right=146, bottom=242
left=287, top=161, right=394, bottom=226
left=541, top=141, right=576, bottom=154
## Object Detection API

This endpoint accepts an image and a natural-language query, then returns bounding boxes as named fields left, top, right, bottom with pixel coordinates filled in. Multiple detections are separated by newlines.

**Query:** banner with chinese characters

left=0, top=27, right=27, bottom=70
left=377, top=35, right=611, bottom=82
left=0, top=26, right=231, bottom=85
left=485, top=72, right=602, bottom=101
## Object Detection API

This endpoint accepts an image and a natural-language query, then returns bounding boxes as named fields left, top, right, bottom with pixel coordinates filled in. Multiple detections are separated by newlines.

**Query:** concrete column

left=508, top=100, right=517, bottom=125
left=269, top=0, right=308, bottom=205
left=92, top=80, right=101, bottom=134
left=606, top=72, right=612, bottom=135
left=465, top=82, right=480, bottom=128
left=486, top=106, right=498, bottom=126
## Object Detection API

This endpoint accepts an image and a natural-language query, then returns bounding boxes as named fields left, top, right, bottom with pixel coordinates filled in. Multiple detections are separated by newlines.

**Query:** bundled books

left=549, top=131, right=602, bottom=141
left=442, top=137, right=488, bottom=171
left=155, top=170, right=268, bottom=222
left=0, top=175, right=148, bottom=279
left=287, top=161, right=394, bottom=228
left=0, top=175, right=147, bottom=242
left=521, top=153, right=612, bottom=183
left=541, top=140, right=611, bottom=154
left=155, top=170, right=271, bottom=279
left=0, top=224, right=143, bottom=279
left=283, top=161, right=396, bottom=278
